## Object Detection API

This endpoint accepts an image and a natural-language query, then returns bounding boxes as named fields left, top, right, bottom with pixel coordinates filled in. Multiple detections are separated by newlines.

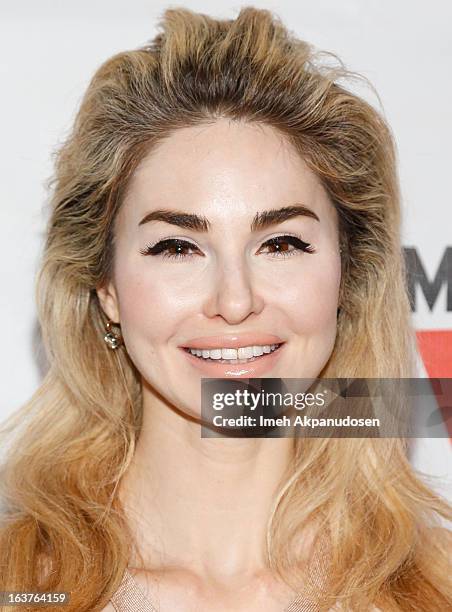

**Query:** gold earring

left=104, top=319, right=123, bottom=350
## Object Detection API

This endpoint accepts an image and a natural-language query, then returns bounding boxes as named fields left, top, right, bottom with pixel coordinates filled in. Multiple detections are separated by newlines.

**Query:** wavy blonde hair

left=1, top=6, right=451, bottom=611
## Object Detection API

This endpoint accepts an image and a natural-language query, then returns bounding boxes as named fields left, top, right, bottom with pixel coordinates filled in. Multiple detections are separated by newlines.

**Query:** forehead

left=120, top=118, right=335, bottom=226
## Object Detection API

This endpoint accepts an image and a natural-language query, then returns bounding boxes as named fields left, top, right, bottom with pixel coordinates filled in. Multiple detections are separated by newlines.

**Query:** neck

left=119, top=386, right=295, bottom=581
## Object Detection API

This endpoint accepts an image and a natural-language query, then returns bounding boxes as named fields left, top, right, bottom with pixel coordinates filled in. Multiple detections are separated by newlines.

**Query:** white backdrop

left=1, top=1, right=451, bottom=502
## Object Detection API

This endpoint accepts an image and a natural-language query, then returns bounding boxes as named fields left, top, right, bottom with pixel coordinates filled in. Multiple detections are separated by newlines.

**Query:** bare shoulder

left=100, top=604, right=115, bottom=611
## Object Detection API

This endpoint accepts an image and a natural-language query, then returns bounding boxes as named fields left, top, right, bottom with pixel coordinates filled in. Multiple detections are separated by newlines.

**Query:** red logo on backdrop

left=416, top=330, right=452, bottom=441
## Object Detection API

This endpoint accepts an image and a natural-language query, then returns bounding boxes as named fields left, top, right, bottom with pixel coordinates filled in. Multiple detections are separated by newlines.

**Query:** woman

left=1, top=6, right=451, bottom=611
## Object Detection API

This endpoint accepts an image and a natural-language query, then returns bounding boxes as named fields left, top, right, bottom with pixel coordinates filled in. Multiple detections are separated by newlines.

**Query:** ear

left=96, top=280, right=120, bottom=324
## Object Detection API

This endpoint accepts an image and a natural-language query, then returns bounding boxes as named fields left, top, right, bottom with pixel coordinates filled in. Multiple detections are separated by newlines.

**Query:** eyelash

left=139, top=235, right=315, bottom=260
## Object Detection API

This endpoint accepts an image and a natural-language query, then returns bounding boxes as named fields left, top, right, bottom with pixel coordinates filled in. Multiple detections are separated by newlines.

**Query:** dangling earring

left=104, top=319, right=123, bottom=350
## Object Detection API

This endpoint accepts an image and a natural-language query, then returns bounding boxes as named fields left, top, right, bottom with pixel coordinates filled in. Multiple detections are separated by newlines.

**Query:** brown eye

left=259, top=235, right=315, bottom=258
left=139, top=238, right=200, bottom=260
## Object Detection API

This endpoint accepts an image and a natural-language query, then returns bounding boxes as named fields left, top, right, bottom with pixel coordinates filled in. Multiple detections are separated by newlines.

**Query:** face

left=97, top=119, right=341, bottom=418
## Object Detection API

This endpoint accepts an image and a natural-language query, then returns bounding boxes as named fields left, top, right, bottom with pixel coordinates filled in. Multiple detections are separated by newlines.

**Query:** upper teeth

left=188, top=344, right=280, bottom=360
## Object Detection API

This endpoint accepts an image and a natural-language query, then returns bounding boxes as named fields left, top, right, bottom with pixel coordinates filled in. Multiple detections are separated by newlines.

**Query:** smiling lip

left=180, top=333, right=285, bottom=350
left=179, top=342, right=286, bottom=378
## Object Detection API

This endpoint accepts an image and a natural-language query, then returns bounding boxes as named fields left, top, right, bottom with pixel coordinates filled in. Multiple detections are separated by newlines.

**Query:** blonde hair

left=1, top=6, right=451, bottom=611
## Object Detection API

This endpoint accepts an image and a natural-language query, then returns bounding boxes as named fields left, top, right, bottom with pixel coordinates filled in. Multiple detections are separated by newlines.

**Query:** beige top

left=109, top=568, right=320, bottom=611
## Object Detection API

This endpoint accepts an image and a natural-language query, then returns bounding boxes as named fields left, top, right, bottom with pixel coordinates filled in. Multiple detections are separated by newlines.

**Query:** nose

left=202, top=258, right=265, bottom=325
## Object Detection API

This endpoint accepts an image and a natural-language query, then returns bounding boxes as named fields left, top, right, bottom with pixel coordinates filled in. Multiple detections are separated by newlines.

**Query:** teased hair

left=1, top=6, right=451, bottom=610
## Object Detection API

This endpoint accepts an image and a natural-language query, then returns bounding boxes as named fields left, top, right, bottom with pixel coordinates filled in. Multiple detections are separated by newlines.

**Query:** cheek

left=113, top=266, right=184, bottom=345
left=271, top=256, right=341, bottom=331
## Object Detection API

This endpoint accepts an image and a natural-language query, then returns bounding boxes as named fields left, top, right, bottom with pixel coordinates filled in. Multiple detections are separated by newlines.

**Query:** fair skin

left=98, top=118, right=341, bottom=611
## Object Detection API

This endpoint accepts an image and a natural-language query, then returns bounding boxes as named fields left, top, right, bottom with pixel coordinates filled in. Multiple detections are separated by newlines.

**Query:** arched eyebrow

left=138, top=204, right=319, bottom=231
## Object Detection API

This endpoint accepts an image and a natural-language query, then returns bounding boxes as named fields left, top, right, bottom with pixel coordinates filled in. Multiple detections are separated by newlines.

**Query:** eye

left=139, top=238, right=200, bottom=260
left=258, top=235, right=315, bottom=258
